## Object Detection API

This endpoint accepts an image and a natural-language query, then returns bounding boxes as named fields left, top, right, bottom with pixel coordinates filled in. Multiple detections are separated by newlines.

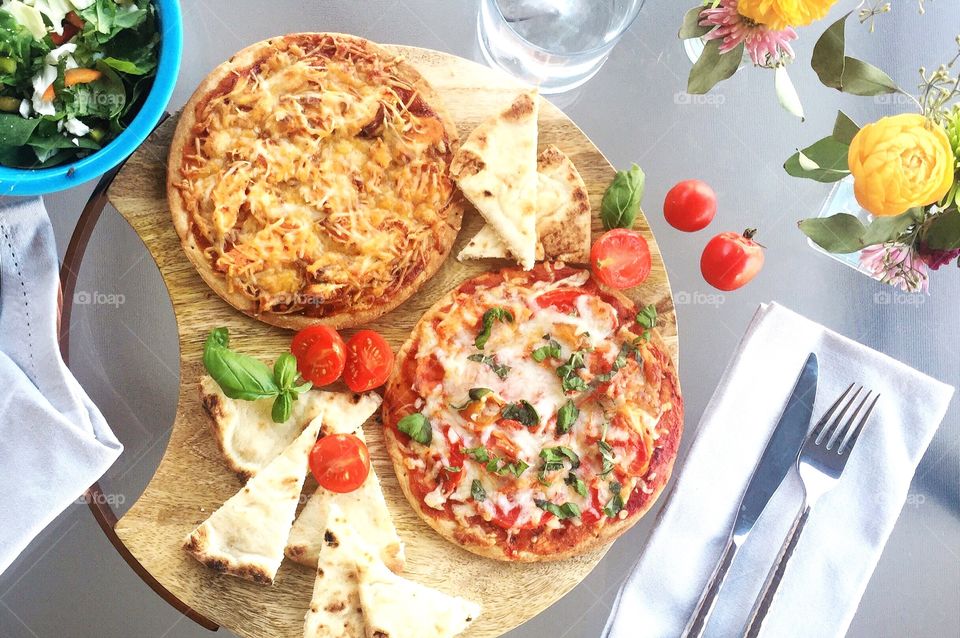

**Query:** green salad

left=0, top=0, right=158, bottom=169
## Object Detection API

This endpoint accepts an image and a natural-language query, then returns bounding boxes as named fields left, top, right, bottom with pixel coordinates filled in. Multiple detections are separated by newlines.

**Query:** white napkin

left=603, top=302, right=954, bottom=638
left=0, top=197, right=122, bottom=576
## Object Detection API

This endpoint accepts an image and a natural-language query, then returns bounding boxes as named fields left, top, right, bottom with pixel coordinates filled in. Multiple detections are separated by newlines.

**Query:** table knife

left=681, top=352, right=819, bottom=638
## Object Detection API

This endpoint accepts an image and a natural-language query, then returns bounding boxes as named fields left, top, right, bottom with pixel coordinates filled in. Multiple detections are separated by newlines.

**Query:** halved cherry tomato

left=535, top=288, right=583, bottom=313
left=344, top=330, right=394, bottom=392
left=292, top=325, right=346, bottom=386
left=664, top=179, right=717, bottom=232
left=590, top=228, right=652, bottom=289
left=700, top=229, right=765, bottom=291
left=309, top=433, right=370, bottom=493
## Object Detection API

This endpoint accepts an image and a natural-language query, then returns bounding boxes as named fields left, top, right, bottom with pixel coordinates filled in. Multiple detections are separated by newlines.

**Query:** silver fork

left=743, top=384, right=880, bottom=637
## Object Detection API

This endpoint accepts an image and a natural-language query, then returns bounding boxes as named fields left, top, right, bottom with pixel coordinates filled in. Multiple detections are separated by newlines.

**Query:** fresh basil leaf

left=500, top=459, right=529, bottom=478
left=535, top=499, right=581, bottom=520
left=598, top=440, right=616, bottom=477
left=565, top=472, right=588, bottom=498
left=556, top=399, right=579, bottom=434
left=532, top=338, right=562, bottom=362
left=541, top=446, right=581, bottom=469
left=273, top=353, right=298, bottom=390
left=397, top=412, right=432, bottom=445
left=467, top=353, right=511, bottom=379
left=603, top=481, right=625, bottom=518
left=271, top=392, right=293, bottom=423
left=203, top=328, right=280, bottom=401
left=601, top=164, right=645, bottom=230
left=502, top=400, right=539, bottom=427
left=475, top=307, right=514, bottom=349
left=636, top=304, right=657, bottom=341
left=471, top=479, right=486, bottom=501
left=463, top=446, right=490, bottom=463
left=557, top=350, right=589, bottom=393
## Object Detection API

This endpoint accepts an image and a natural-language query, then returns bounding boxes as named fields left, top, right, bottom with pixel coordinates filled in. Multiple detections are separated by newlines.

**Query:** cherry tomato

left=292, top=325, right=346, bottom=386
left=590, top=228, right=652, bottom=290
left=309, top=433, right=371, bottom=493
left=700, top=229, right=765, bottom=291
left=663, top=179, right=717, bottom=232
left=535, top=288, right=583, bottom=313
left=344, top=330, right=395, bottom=392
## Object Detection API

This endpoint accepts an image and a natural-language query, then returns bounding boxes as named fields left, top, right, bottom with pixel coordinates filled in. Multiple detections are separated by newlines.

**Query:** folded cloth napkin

left=0, top=197, right=122, bottom=576
left=604, top=302, right=954, bottom=638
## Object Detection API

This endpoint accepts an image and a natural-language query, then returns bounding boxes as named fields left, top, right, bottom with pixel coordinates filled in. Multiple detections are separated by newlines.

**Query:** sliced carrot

left=64, top=68, right=102, bottom=87
left=65, top=11, right=84, bottom=28
left=42, top=84, right=54, bottom=102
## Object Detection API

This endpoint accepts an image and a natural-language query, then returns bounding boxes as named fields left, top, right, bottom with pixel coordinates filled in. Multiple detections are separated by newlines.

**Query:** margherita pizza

left=168, top=33, right=461, bottom=329
left=382, top=264, right=683, bottom=561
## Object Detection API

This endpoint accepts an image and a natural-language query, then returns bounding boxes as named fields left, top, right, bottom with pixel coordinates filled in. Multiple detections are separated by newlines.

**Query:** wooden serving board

left=107, top=45, right=678, bottom=638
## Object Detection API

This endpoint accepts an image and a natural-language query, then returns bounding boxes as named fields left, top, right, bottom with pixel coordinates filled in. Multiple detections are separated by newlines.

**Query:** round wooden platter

left=106, top=44, right=678, bottom=638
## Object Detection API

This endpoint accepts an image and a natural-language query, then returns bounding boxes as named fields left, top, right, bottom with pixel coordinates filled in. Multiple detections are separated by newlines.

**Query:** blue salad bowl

left=0, top=0, right=183, bottom=196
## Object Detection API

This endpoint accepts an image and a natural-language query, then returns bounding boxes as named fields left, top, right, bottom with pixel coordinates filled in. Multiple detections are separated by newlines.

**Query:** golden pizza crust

left=167, top=33, right=462, bottom=330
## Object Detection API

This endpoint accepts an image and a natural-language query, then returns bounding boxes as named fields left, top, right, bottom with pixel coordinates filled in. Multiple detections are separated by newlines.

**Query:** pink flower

left=699, top=0, right=798, bottom=68
left=859, top=243, right=930, bottom=293
left=918, top=242, right=960, bottom=271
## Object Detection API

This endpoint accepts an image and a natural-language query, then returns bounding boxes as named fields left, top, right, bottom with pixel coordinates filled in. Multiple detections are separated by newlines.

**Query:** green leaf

left=271, top=393, right=293, bottom=423
left=532, top=338, right=562, bottom=362
left=397, top=413, right=432, bottom=445
left=557, top=350, right=589, bottom=393
left=811, top=13, right=898, bottom=96
left=463, top=446, right=490, bottom=463
left=687, top=39, right=743, bottom=95
left=798, top=210, right=917, bottom=254
left=475, top=307, right=514, bottom=349
left=636, top=304, right=657, bottom=340
left=601, top=164, right=645, bottom=230
left=556, top=399, right=579, bottom=434
left=784, top=136, right=851, bottom=183
left=832, top=111, right=860, bottom=145
left=471, top=479, right=486, bottom=502
left=502, top=400, right=539, bottom=427
left=603, top=481, right=626, bottom=518
left=202, top=328, right=280, bottom=401
left=598, top=440, right=616, bottom=477
left=540, top=446, right=581, bottom=470
left=467, top=353, right=511, bottom=379
left=925, top=211, right=960, bottom=250
left=535, top=499, right=581, bottom=520
left=678, top=5, right=711, bottom=39
left=469, top=387, right=493, bottom=401
left=273, top=353, right=298, bottom=391
left=774, top=67, right=804, bottom=120
left=565, top=472, right=588, bottom=498
left=0, top=113, right=39, bottom=146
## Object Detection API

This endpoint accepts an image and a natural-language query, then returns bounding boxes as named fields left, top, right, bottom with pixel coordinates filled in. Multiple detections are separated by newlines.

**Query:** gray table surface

left=1, top=1, right=958, bottom=637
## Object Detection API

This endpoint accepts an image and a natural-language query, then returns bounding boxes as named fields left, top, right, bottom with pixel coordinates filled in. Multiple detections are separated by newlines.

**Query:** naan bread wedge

left=286, top=395, right=404, bottom=573
left=199, top=376, right=375, bottom=480
left=303, top=504, right=374, bottom=638
left=356, top=547, right=481, bottom=638
left=183, top=414, right=322, bottom=584
left=459, top=145, right=591, bottom=264
left=451, top=91, right=539, bottom=269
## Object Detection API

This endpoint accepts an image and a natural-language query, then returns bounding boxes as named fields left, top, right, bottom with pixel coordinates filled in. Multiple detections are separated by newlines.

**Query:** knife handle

left=682, top=535, right=740, bottom=638
left=742, top=503, right=812, bottom=638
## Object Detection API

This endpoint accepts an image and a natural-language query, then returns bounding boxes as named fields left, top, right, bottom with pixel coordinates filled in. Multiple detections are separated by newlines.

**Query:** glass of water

left=478, top=0, right=645, bottom=94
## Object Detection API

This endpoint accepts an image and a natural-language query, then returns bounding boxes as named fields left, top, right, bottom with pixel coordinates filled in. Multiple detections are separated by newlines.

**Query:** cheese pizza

left=382, top=264, right=683, bottom=561
left=168, top=33, right=461, bottom=329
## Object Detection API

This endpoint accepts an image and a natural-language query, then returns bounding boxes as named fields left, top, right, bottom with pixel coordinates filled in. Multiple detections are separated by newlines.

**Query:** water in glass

left=478, top=0, right=645, bottom=93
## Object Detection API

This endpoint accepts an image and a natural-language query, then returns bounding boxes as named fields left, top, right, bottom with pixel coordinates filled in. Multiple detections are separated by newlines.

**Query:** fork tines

left=811, top=383, right=881, bottom=455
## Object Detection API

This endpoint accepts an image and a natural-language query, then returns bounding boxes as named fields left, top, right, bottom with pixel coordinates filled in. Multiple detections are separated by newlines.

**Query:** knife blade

left=682, top=352, right=818, bottom=638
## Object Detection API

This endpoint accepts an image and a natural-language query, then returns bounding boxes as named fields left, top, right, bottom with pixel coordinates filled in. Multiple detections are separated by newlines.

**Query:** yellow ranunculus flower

left=738, top=0, right=839, bottom=30
left=848, top=114, right=955, bottom=217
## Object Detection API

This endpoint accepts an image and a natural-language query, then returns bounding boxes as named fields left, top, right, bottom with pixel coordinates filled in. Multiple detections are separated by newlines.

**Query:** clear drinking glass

left=477, top=0, right=646, bottom=94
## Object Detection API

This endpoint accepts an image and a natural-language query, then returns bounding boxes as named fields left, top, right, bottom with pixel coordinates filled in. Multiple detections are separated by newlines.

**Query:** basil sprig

left=535, top=499, right=581, bottom=520
left=601, top=164, right=645, bottom=230
left=475, top=307, right=514, bottom=349
left=397, top=412, right=432, bottom=445
left=203, top=328, right=311, bottom=423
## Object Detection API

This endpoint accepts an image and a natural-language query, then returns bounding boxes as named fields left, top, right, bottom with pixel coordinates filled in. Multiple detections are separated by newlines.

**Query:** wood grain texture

left=107, top=45, right=678, bottom=638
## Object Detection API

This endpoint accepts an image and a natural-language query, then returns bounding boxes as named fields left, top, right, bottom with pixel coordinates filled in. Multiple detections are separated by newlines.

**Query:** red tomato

left=291, top=325, right=346, bottom=386
left=590, top=228, right=652, bottom=289
left=535, top=288, right=583, bottom=313
left=309, top=433, right=371, bottom=493
left=663, top=179, right=717, bottom=232
left=700, top=229, right=765, bottom=291
left=344, top=330, right=395, bottom=392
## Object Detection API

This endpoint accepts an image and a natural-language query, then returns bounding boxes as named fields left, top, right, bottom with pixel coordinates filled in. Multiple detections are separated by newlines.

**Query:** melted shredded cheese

left=176, top=35, right=455, bottom=316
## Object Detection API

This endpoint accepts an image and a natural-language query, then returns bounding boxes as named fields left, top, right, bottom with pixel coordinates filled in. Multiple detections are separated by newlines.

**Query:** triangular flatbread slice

left=303, top=504, right=375, bottom=638
left=285, top=394, right=405, bottom=573
left=200, top=376, right=376, bottom=480
left=451, top=90, right=539, bottom=269
left=459, top=145, right=591, bottom=264
left=356, top=546, right=481, bottom=638
left=183, top=413, right=322, bottom=584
